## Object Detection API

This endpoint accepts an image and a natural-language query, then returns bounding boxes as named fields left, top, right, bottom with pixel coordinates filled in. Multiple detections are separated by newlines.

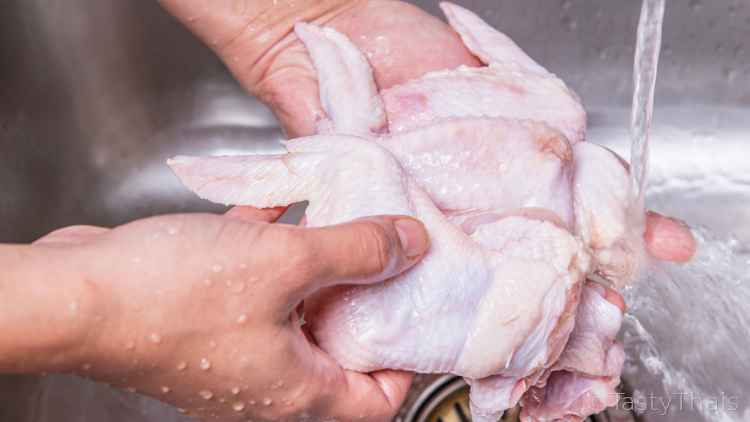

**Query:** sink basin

left=1, top=1, right=748, bottom=421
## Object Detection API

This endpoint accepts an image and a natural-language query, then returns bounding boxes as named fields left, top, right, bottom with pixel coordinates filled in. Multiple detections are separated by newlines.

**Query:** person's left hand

left=29, top=208, right=429, bottom=421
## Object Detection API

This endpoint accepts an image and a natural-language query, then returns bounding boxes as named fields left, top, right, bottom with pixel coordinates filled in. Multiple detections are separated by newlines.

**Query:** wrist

left=0, top=244, right=96, bottom=374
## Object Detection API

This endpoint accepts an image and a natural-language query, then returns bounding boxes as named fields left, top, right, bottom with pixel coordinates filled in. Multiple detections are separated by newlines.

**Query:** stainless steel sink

left=1, top=1, right=748, bottom=421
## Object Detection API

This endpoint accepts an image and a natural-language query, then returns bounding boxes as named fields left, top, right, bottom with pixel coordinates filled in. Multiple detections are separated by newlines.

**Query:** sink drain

left=401, top=376, right=635, bottom=422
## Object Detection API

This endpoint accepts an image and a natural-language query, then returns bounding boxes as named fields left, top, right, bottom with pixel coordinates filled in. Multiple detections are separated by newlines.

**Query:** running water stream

left=629, top=0, right=665, bottom=222
left=622, top=1, right=749, bottom=421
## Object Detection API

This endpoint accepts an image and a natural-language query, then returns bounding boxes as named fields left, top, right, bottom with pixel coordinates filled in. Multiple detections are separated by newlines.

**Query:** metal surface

left=399, top=376, right=633, bottom=422
left=1, top=0, right=748, bottom=421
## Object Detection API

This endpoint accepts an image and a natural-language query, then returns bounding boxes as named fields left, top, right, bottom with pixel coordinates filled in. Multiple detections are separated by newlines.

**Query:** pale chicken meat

left=169, top=135, right=586, bottom=420
left=521, top=282, right=625, bottom=422
left=169, top=4, right=638, bottom=421
left=382, top=3, right=587, bottom=144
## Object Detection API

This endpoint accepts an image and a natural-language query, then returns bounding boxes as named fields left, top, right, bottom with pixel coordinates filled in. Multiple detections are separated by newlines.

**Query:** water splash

left=623, top=2, right=748, bottom=420
left=623, top=230, right=750, bottom=420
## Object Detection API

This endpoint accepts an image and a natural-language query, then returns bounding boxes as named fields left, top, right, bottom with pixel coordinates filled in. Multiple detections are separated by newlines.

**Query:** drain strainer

left=401, top=376, right=635, bottom=422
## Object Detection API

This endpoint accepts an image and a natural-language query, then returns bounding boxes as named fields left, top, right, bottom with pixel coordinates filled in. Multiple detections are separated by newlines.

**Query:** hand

left=29, top=209, right=429, bottom=421
left=158, top=0, right=695, bottom=264
left=159, top=0, right=480, bottom=138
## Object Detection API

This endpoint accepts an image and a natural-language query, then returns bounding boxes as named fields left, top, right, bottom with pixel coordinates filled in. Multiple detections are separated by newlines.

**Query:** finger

left=224, top=205, right=286, bottom=223
left=270, top=216, right=430, bottom=307
left=301, top=216, right=429, bottom=286
left=644, top=211, right=696, bottom=263
left=328, top=369, right=413, bottom=421
left=33, top=225, right=110, bottom=245
left=370, top=370, right=414, bottom=409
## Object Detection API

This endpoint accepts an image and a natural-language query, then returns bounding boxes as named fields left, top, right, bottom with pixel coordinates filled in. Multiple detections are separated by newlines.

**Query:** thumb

left=33, top=225, right=110, bottom=246
left=274, top=216, right=430, bottom=308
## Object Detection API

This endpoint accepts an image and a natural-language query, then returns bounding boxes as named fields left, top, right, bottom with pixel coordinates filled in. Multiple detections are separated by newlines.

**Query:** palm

left=257, top=0, right=481, bottom=137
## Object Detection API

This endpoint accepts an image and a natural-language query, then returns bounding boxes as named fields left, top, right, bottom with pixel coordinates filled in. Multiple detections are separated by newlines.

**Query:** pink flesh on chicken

left=169, top=3, right=640, bottom=421
left=521, top=283, right=624, bottom=422
left=381, top=3, right=587, bottom=144
left=379, top=118, right=575, bottom=226
left=572, top=142, right=645, bottom=287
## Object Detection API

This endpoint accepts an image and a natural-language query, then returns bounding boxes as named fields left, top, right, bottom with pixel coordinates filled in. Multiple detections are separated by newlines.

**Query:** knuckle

left=358, top=221, right=394, bottom=276
left=276, top=382, right=319, bottom=420
left=270, top=227, right=316, bottom=275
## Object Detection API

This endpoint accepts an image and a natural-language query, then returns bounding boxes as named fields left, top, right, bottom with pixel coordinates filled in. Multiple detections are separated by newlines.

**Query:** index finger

left=644, top=211, right=696, bottom=262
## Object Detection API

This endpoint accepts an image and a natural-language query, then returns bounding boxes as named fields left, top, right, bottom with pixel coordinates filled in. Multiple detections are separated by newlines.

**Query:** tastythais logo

left=616, top=392, right=739, bottom=416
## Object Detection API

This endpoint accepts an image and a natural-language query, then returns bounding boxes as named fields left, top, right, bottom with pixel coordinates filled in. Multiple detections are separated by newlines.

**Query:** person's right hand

left=159, top=0, right=479, bottom=138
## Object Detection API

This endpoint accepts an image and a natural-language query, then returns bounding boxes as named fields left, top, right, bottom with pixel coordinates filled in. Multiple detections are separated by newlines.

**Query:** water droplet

left=209, top=340, right=217, bottom=349
left=249, top=399, right=256, bottom=405
left=239, top=263, right=248, bottom=270
left=149, top=333, right=162, bottom=344
left=233, top=401, right=246, bottom=412
left=176, top=361, right=187, bottom=371
left=200, top=390, right=214, bottom=400
left=125, top=387, right=137, bottom=393
left=263, top=397, right=273, bottom=406
left=161, top=386, right=171, bottom=394
left=167, top=227, right=179, bottom=235
left=177, top=408, right=187, bottom=414
left=219, top=397, right=226, bottom=403
left=270, top=380, right=284, bottom=390
left=81, top=363, right=92, bottom=371
left=725, top=68, right=740, bottom=83
left=237, top=314, right=248, bottom=324
left=68, top=301, right=79, bottom=313
left=203, top=278, right=213, bottom=287
left=231, top=386, right=241, bottom=395
left=132, top=256, right=142, bottom=264
left=233, top=281, right=246, bottom=293
left=200, top=358, right=212, bottom=370
left=212, top=264, right=223, bottom=273
left=561, top=15, right=578, bottom=31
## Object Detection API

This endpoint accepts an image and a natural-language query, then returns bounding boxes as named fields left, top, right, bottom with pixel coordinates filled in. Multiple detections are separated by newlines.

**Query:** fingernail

left=394, top=218, right=430, bottom=259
